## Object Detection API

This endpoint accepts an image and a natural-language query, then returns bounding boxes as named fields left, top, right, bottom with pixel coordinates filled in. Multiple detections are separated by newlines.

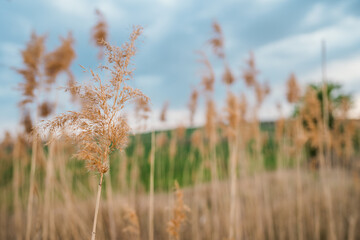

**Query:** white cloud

left=256, top=16, right=360, bottom=71
left=128, top=107, right=205, bottom=132
left=300, top=54, right=360, bottom=85
left=302, top=2, right=345, bottom=27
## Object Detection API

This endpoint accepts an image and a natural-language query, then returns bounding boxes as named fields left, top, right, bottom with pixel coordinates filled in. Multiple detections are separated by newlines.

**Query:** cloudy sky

left=1, top=0, right=360, bottom=135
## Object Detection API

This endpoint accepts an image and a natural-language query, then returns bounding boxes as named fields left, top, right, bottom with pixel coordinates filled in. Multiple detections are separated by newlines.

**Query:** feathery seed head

left=38, top=101, right=54, bottom=118
left=188, top=89, right=198, bottom=126
left=242, top=52, right=259, bottom=87
left=209, top=21, right=225, bottom=59
left=160, top=101, right=169, bottom=122
left=222, top=64, right=235, bottom=86
left=167, top=181, right=190, bottom=240
left=286, top=73, right=301, bottom=103
left=225, top=92, right=239, bottom=138
left=38, top=27, right=148, bottom=174
left=44, top=33, right=75, bottom=85
left=17, top=32, right=46, bottom=104
left=198, top=51, right=215, bottom=93
left=205, top=99, right=217, bottom=143
left=92, top=9, right=108, bottom=59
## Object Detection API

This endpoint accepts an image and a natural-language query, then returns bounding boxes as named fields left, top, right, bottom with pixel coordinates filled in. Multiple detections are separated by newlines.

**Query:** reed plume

left=16, top=32, right=45, bottom=105
left=198, top=51, right=215, bottom=93
left=205, top=100, right=217, bottom=143
left=38, top=26, right=148, bottom=240
left=135, top=95, right=151, bottom=131
left=222, top=64, right=235, bottom=86
left=225, top=92, right=239, bottom=139
left=188, top=88, right=198, bottom=126
left=92, top=9, right=108, bottom=59
left=242, top=52, right=258, bottom=88
left=44, top=33, right=76, bottom=85
left=167, top=181, right=190, bottom=240
left=38, top=101, right=54, bottom=118
left=209, top=21, right=225, bottom=59
left=286, top=73, right=301, bottom=103
left=254, top=81, right=270, bottom=107
left=123, top=207, right=140, bottom=239
left=21, top=110, right=33, bottom=135
left=160, top=101, right=169, bottom=122
left=298, top=87, right=322, bottom=167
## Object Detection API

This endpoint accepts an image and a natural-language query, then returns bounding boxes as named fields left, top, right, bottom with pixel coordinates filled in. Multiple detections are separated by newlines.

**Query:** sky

left=1, top=0, right=360, bottom=136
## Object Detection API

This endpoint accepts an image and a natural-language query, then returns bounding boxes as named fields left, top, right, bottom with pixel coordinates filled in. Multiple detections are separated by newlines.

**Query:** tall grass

left=0, top=14, right=359, bottom=240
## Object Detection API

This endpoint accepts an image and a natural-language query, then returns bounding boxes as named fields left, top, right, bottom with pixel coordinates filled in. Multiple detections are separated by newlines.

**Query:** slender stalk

left=25, top=92, right=40, bottom=240
left=91, top=172, right=104, bottom=240
left=13, top=138, right=22, bottom=240
left=210, top=135, right=220, bottom=239
left=229, top=136, right=238, bottom=239
left=149, top=130, right=155, bottom=240
left=25, top=133, right=38, bottom=240
left=105, top=171, right=117, bottom=240
left=296, top=123, right=304, bottom=240
left=347, top=215, right=357, bottom=240
left=42, top=139, right=55, bottom=240
left=321, top=40, right=330, bottom=165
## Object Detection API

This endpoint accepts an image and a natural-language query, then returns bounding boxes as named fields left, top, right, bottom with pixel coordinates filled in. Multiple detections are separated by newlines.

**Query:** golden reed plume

left=92, top=9, right=108, bottom=59
left=242, top=52, right=259, bottom=87
left=16, top=32, right=45, bottom=105
left=160, top=101, right=169, bottom=122
left=209, top=21, right=225, bottom=59
left=39, top=25, right=147, bottom=174
left=286, top=73, right=301, bottom=103
left=167, top=181, right=190, bottom=240
left=188, top=88, right=198, bottom=126
left=44, top=33, right=76, bottom=85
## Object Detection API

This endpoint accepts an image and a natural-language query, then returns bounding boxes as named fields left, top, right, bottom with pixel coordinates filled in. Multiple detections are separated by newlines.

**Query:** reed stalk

left=42, top=138, right=55, bottom=240
left=105, top=170, right=117, bottom=240
left=91, top=172, right=104, bottom=240
left=149, top=130, right=155, bottom=240
left=25, top=132, right=38, bottom=240
left=12, top=137, right=22, bottom=240
left=229, top=138, right=238, bottom=240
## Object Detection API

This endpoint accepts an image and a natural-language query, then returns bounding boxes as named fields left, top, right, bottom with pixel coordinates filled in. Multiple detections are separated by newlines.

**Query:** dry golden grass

left=1, top=13, right=360, bottom=240
left=167, top=181, right=190, bottom=240
left=37, top=26, right=148, bottom=240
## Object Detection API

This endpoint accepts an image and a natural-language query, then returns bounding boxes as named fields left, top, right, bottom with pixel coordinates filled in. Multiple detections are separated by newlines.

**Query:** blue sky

left=1, top=0, right=360, bottom=135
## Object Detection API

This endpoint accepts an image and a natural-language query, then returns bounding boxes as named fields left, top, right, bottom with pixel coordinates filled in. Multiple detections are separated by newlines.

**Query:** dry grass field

left=0, top=10, right=359, bottom=240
